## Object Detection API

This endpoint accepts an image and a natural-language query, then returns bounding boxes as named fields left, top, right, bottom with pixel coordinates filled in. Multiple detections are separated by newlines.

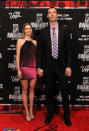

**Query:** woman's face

left=24, top=24, right=32, bottom=37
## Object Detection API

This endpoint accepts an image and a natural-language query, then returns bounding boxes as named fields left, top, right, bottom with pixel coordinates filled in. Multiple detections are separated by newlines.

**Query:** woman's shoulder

left=17, top=38, right=24, bottom=43
left=17, top=38, right=26, bottom=48
left=17, top=38, right=26, bottom=46
left=31, top=39, right=37, bottom=46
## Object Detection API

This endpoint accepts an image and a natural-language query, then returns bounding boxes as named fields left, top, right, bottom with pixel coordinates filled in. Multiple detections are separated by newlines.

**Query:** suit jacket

left=37, top=22, right=71, bottom=73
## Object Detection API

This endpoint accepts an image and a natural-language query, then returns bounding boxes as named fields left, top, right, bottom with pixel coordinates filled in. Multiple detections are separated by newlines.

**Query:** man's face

left=47, top=8, right=58, bottom=22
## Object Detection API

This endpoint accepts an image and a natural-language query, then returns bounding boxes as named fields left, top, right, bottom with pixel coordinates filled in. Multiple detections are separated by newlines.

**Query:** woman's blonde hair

left=20, top=23, right=33, bottom=39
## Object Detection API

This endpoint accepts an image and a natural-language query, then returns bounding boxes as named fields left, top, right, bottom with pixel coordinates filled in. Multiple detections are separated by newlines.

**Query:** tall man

left=37, top=7, right=72, bottom=126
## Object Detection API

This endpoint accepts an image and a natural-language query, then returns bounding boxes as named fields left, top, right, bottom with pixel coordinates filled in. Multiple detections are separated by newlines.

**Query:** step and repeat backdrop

left=0, top=0, right=89, bottom=106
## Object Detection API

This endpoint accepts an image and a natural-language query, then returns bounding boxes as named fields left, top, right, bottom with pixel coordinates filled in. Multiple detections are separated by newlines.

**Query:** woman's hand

left=18, top=70, right=22, bottom=79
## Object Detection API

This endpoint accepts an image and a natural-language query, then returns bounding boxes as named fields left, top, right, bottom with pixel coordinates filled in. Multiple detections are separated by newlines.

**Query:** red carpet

left=0, top=106, right=89, bottom=131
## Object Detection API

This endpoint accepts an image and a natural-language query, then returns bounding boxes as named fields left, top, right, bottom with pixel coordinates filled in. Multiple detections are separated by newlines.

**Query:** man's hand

left=65, top=67, right=72, bottom=77
left=37, top=68, right=43, bottom=77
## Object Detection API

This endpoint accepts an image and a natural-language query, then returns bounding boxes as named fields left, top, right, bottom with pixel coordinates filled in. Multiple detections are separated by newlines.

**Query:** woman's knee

left=22, top=87, right=28, bottom=93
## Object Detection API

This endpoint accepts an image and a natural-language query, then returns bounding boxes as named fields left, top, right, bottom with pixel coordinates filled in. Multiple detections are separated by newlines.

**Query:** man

left=37, top=7, right=72, bottom=126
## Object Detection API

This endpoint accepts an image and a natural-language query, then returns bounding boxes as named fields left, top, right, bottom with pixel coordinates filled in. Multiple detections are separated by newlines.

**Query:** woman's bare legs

left=21, top=80, right=31, bottom=121
left=29, top=78, right=37, bottom=117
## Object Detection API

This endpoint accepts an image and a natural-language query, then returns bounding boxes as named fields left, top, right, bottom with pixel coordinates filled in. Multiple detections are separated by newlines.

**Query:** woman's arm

left=16, top=39, right=22, bottom=79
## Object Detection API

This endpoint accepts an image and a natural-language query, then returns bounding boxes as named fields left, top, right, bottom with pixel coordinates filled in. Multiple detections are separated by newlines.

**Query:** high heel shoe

left=30, top=114, right=34, bottom=119
left=26, top=115, right=31, bottom=122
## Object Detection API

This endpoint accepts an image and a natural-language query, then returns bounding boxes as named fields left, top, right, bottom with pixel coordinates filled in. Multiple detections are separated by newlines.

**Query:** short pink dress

left=20, top=40, right=37, bottom=80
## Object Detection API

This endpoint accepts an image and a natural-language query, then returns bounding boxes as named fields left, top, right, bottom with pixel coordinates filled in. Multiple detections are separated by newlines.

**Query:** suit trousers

left=44, top=59, right=70, bottom=116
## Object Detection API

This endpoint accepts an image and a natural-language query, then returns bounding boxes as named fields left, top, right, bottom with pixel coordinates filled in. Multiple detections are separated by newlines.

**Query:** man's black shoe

left=64, top=116, right=71, bottom=126
left=45, top=115, right=53, bottom=124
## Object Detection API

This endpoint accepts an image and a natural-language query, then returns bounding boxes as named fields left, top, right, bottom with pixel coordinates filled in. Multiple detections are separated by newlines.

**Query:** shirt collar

left=50, top=23, right=58, bottom=29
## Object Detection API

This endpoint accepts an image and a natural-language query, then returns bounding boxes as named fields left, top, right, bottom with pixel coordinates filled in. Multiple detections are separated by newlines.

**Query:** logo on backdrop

left=0, top=83, right=3, bottom=89
left=0, top=52, right=2, bottom=59
left=79, top=13, right=89, bottom=30
left=7, top=44, right=16, bottom=51
left=0, top=97, right=3, bottom=100
left=77, top=77, right=89, bottom=102
left=11, top=76, right=19, bottom=82
left=78, top=34, right=89, bottom=42
left=80, top=65, right=89, bottom=72
left=8, top=11, right=22, bottom=19
left=78, top=45, right=89, bottom=61
left=58, top=13, right=72, bottom=21
left=9, top=86, right=21, bottom=101
left=77, top=77, right=89, bottom=92
left=31, top=13, right=48, bottom=30
left=8, top=55, right=17, bottom=70
left=7, top=24, right=21, bottom=40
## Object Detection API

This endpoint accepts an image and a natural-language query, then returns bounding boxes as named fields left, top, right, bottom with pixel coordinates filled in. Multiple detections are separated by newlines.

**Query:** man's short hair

left=48, top=7, right=58, bottom=13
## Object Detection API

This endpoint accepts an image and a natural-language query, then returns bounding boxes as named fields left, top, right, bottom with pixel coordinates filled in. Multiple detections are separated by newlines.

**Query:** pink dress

left=20, top=40, right=37, bottom=80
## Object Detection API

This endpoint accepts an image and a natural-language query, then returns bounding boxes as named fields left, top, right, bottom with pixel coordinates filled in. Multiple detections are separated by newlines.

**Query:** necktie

left=52, top=27, right=58, bottom=59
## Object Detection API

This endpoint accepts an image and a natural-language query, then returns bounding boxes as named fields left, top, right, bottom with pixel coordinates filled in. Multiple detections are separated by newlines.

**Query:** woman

left=16, top=23, right=37, bottom=121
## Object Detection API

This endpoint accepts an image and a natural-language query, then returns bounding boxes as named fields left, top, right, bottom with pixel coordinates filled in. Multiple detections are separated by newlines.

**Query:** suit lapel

left=46, top=25, right=52, bottom=55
